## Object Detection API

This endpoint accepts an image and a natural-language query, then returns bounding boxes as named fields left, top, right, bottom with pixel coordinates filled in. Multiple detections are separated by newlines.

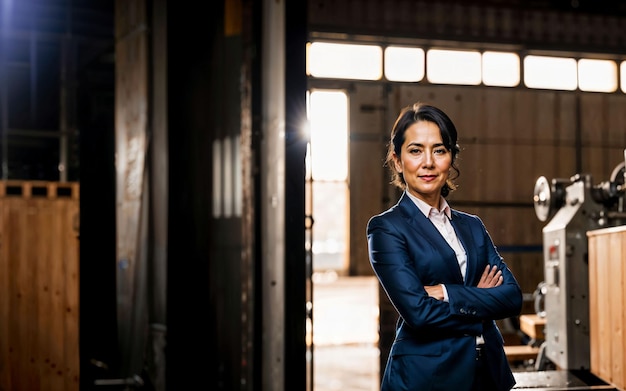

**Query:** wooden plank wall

left=0, top=181, right=80, bottom=391
left=588, top=226, right=626, bottom=391
left=411, top=86, right=626, bottom=308
left=342, top=81, right=626, bottom=323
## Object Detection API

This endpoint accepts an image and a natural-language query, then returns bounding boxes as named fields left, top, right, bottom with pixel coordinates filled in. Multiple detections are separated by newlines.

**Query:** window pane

left=578, top=59, right=617, bottom=93
left=578, top=59, right=617, bottom=92
left=308, top=90, right=348, bottom=181
left=426, top=49, right=481, bottom=85
left=622, top=61, right=626, bottom=93
left=307, top=89, right=350, bottom=274
left=384, top=46, right=425, bottom=82
left=311, top=181, right=348, bottom=271
left=307, top=42, right=382, bottom=80
left=482, top=51, right=520, bottom=87
left=524, top=55, right=577, bottom=90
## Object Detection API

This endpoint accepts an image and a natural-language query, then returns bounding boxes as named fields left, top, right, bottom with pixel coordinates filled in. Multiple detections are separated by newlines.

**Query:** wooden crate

left=520, top=314, right=546, bottom=341
left=0, top=181, right=80, bottom=391
left=587, top=225, right=626, bottom=391
left=504, top=345, right=540, bottom=363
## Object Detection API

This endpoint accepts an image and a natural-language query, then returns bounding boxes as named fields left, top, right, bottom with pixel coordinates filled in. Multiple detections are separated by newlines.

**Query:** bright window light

left=524, top=55, right=577, bottom=90
left=426, top=49, right=482, bottom=85
left=482, top=51, right=520, bottom=87
left=384, top=46, right=425, bottom=82
left=307, top=40, right=625, bottom=95
left=307, top=42, right=382, bottom=80
left=307, top=89, right=350, bottom=273
left=577, top=59, right=617, bottom=92
left=308, top=90, right=348, bottom=181
left=622, top=61, right=626, bottom=93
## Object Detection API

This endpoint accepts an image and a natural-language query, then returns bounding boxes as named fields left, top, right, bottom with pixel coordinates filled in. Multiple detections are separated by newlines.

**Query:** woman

left=367, top=102, right=523, bottom=391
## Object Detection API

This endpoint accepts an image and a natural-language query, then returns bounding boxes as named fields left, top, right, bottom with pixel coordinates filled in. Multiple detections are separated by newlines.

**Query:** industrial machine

left=532, top=150, right=626, bottom=371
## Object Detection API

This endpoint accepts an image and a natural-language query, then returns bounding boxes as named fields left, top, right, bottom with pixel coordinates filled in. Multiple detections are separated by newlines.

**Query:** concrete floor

left=312, top=274, right=380, bottom=391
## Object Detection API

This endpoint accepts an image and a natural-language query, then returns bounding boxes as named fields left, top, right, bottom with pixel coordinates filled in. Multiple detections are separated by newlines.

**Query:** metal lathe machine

left=514, top=150, right=626, bottom=390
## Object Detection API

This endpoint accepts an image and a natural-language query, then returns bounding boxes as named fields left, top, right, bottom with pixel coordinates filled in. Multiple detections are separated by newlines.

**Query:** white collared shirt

left=405, top=190, right=467, bottom=279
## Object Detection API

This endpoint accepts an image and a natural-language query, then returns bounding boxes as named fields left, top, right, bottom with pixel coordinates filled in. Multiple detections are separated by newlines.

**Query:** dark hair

left=385, top=102, right=460, bottom=197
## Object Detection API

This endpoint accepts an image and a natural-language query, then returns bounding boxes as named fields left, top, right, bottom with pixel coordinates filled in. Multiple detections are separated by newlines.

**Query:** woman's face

left=393, top=120, right=452, bottom=208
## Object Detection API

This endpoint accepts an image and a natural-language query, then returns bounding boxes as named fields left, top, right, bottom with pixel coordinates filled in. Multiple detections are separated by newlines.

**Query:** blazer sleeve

left=367, top=213, right=483, bottom=336
left=445, top=214, right=523, bottom=321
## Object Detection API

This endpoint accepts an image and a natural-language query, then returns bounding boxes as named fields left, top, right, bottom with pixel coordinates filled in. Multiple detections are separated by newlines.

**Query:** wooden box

left=587, top=225, right=626, bottom=391
left=0, top=181, right=80, bottom=391
left=520, top=314, right=546, bottom=341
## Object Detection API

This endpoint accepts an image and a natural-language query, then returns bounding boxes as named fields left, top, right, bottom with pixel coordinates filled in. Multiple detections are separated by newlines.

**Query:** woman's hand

left=477, top=265, right=503, bottom=288
left=425, top=265, right=503, bottom=301
left=424, top=284, right=445, bottom=301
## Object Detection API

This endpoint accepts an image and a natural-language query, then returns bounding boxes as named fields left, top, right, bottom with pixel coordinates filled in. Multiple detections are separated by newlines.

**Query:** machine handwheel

left=533, top=176, right=552, bottom=222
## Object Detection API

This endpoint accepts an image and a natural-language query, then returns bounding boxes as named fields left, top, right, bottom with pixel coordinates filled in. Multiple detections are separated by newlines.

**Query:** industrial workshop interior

left=1, top=0, right=626, bottom=390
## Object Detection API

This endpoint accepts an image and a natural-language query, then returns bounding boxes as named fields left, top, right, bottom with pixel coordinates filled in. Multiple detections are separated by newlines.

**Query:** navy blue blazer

left=367, top=192, right=523, bottom=391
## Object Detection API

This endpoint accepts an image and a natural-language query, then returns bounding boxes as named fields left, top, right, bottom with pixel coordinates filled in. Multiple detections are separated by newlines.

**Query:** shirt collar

left=405, top=189, right=452, bottom=220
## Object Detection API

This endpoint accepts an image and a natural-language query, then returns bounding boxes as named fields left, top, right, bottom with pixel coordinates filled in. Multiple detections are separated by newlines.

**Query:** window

left=307, top=42, right=382, bottom=80
left=307, top=40, right=624, bottom=94
left=621, top=61, right=626, bottom=93
left=524, top=55, right=577, bottom=90
left=384, top=46, right=425, bottom=82
left=307, top=90, right=349, bottom=272
left=578, top=59, right=618, bottom=93
left=482, top=51, right=520, bottom=87
left=426, top=49, right=482, bottom=85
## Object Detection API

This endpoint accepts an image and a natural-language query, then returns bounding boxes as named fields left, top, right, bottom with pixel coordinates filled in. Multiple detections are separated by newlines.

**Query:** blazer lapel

left=397, top=194, right=464, bottom=283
